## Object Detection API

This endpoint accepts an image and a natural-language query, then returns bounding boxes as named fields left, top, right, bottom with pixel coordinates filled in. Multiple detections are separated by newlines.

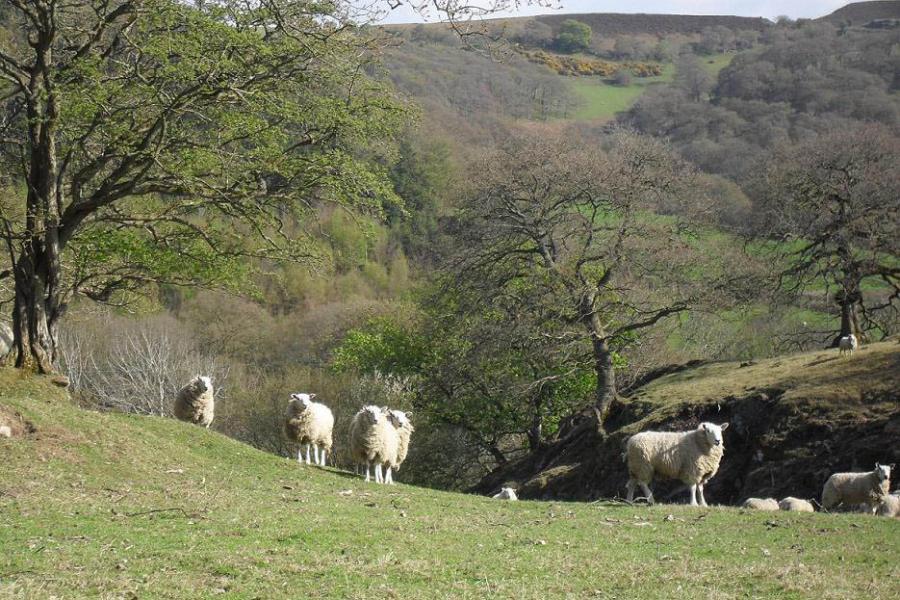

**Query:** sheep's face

left=290, top=393, right=316, bottom=408
left=387, top=409, right=411, bottom=428
left=875, top=463, right=891, bottom=482
left=361, top=405, right=382, bottom=424
left=195, top=375, right=212, bottom=393
left=699, top=422, right=728, bottom=447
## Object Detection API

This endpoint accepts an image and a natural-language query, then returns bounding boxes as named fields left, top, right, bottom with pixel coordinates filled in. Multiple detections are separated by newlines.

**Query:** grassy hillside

left=568, top=64, right=673, bottom=121
left=819, top=0, right=900, bottom=23
left=1, top=366, right=898, bottom=598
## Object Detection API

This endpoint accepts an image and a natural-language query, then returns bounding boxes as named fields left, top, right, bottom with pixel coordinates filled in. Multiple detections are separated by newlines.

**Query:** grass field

left=1, top=365, right=898, bottom=598
left=700, top=52, right=737, bottom=76
left=566, top=63, right=673, bottom=121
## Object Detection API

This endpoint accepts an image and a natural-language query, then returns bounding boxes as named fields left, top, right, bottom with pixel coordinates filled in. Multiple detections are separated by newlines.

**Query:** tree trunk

left=13, top=248, right=63, bottom=374
left=527, top=395, right=543, bottom=452
left=592, top=336, right=615, bottom=430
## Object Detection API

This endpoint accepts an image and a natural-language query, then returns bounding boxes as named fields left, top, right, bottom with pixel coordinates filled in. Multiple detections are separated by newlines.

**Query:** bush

left=554, top=20, right=592, bottom=54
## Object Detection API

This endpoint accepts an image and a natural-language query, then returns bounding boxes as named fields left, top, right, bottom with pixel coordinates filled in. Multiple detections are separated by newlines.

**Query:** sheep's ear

left=309, top=394, right=316, bottom=399
left=721, top=422, right=729, bottom=431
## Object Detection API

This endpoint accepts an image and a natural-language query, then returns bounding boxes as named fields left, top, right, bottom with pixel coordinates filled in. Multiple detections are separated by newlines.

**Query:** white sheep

left=838, top=334, right=858, bottom=356
left=492, top=487, right=518, bottom=500
left=284, top=393, right=334, bottom=467
left=0, top=424, right=11, bottom=438
left=875, top=493, right=900, bottom=517
left=173, top=375, right=215, bottom=427
left=383, top=408, right=414, bottom=484
left=821, top=463, right=891, bottom=513
left=741, top=497, right=779, bottom=511
left=778, top=497, right=815, bottom=512
left=348, top=406, right=398, bottom=484
left=624, top=422, right=729, bottom=506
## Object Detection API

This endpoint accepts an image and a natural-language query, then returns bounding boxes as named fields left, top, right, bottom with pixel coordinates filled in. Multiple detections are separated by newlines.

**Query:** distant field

left=700, top=52, right=738, bottom=76
left=566, top=63, right=673, bottom=121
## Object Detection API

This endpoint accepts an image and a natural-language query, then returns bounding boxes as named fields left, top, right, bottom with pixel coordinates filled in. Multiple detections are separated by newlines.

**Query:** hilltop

left=819, top=1, right=900, bottom=23
left=1, top=349, right=899, bottom=597
left=476, top=341, right=900, bottom=504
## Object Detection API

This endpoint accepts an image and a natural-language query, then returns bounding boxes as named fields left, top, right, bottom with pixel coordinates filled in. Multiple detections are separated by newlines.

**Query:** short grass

left=699, top=52, right=737, bottom=76
left=1, top=367, right=898, bottom=599
left=566, top=63, right=673, bottom=121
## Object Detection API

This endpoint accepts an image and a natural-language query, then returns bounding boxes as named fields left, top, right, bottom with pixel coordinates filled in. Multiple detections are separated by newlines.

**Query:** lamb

left=0, top=424, right=11, bottom=438
left=284, top=393, right=334, bottom=467
left=383, top=408, right=414, bottom=483
left=875, top=493, right=900, bottom=518
left=624, top=422, right=729, bottom=506
left=173, top=375, right=215, bottom=427
left=838, top=334, right=858, bottom=356
left=778, top=497, right=815, bottom=512
left=348, top=405, right=398, bottom=484
left=741, top=497, right=779, bottom=511
left=492, top=487, right=518, bottom=500
left=821, top=463, right=891, bottom=513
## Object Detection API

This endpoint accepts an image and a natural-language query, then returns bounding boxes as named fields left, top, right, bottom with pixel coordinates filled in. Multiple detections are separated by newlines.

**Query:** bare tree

left=447, top=130, right=731, bottom=431
left=754, top=124, right=900, bottom=341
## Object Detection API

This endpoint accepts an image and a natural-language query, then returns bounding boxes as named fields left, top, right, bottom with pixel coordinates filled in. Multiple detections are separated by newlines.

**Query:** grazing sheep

left=348, top=406, right=398, bottom=484
left=383, top=409, right=414, bottom=484
left=838, top=334, right=858, bottom=356
left=492, top=487, right=518, bottom=501
left=173, top=375, right=215, bottom=428
left=0, top=322, right=13, bottom=359
left=624, top=422, right=729, bottom=506
left=284, top=393, right=334, bottom=467
left=0, top=424, right=11, bottom=438
left=742, top=497, right=779, bottom=511
left=778, top=497, right=815, bottom=512
left=821, top=463, right=892, bottom=513
left=875, top=493, right=900, bottom=518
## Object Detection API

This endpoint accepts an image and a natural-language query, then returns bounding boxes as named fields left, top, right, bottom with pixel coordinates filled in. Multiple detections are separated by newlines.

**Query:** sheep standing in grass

left=173, top=375, right=215, bottom=428
left=779, top=497, right=815, bottom=512
left=284, top=393, right=334, bottom=467
left=383, top=409, right=414, bottom=484
left=348, top=406, right=398, bottom=484
left=624, top=422, right=729, bottom=506
left=876, top=493, right=900, bottom=517
left=838, top=334, right=858, bottom=356
left=742, top=497, right=779, bottom=511
left=492, top=487, right=518, bottom=500
left=821, top=463, right=891, bottom=513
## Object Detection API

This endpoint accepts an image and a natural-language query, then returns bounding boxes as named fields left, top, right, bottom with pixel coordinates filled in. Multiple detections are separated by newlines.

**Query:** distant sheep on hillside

left=173, top=375, right=215, bottom=427
left=838, top=334, right=858, bottom=356
left=284, top=393, right=334, bottom=467
left=822, top=463, right=891, bottom=513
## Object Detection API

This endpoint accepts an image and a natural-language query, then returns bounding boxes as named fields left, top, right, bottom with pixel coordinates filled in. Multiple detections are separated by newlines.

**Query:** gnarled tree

left=0, top=0, right=406, bottom=372
left=754, top=125, right=900, bottom=342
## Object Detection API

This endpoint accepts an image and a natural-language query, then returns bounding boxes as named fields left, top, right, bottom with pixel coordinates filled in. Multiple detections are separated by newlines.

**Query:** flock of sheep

left=173, top=376, right=415, bottom=484
left=169, top=364, right=896, bottom=516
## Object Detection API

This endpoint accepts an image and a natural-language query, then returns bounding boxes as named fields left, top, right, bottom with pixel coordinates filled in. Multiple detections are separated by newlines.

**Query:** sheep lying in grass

left=779, top=497, right=815, bottom=512
left=822, top=463, right=891, bottom=513
left=624, top=422, right=729, bottom=506
left=284, top=393, right=334, bottom=467
left=349, top=406, right=398, bottom=484
left=173, top=375, right=215, bottom=428
left=492, top=487, right=518, bottom=500
left=383, top=408, right=414, bottom=484
left=0, top=424, right=11, bottom=438
left=742, top=497, right=779, bottom=511
left=838, top=334, right=858, bottom=356
left=876, top=493, right=900, bottom=517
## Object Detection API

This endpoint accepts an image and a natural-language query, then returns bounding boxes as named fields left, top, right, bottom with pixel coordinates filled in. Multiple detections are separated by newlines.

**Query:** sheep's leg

left=698, top=484, right=708, bottom=507
left=297, top=448, right=303, bottom=464
left=365, top=463, right=371, bottom=482
left=320, top=449, right=327, bottom=467
left=688, top=484, right=698, bottom=506
left=639, top=482, right=654, bottom=505
left=625, top=479, right=636, bottom=503
left=385, top=466, right=393, bottom=485
left=305, top=444, right=311, bottom=464
left=313, top=445, right=320, bottom=466
left=375, top=463, right=383, bottom=484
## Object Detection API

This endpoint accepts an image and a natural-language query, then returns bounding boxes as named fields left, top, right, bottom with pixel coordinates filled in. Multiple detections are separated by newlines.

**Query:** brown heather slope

left=819, top=1, right=900, bottom=23
left=475, top=340, right=900, bottom=506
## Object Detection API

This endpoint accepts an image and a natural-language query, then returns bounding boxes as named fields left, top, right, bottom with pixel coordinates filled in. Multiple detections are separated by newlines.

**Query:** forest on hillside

left=0, top=0, right=897, bottom=492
